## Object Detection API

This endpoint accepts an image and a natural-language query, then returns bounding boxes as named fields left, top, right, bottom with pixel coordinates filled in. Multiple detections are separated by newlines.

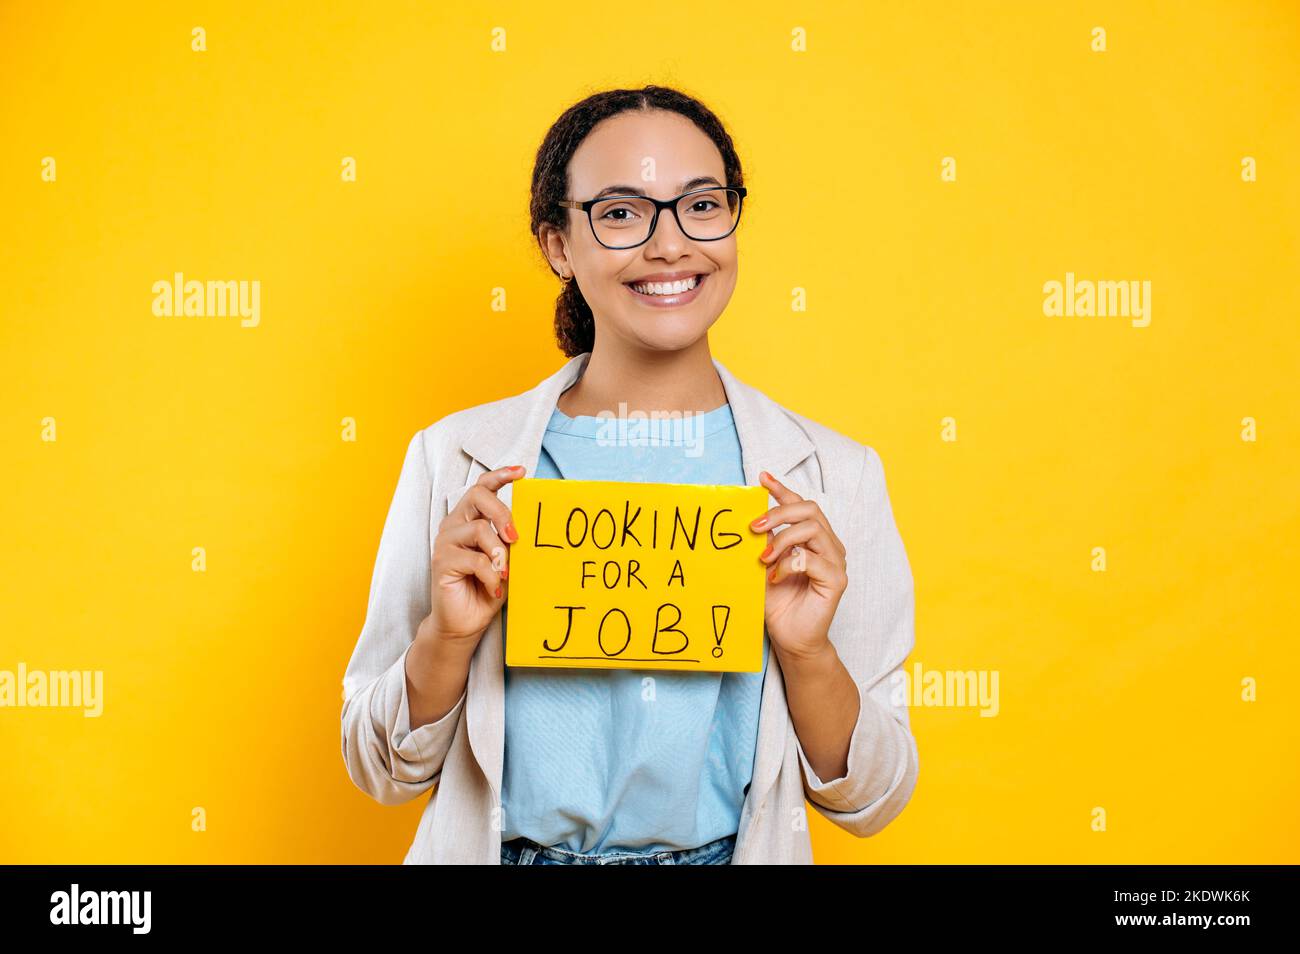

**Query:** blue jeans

left=501, top=833, right=736, bottom=865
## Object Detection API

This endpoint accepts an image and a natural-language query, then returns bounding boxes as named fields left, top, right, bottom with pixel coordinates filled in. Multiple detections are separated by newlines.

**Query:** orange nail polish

left=505, top=522, right=518, bottom=542
left=495, top=585, right=503, bottom=598
left=760, top=544, right=773, bottom=560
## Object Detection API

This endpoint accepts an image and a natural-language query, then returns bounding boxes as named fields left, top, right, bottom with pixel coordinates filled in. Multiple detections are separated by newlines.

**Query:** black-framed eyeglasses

left=559, top=186, right=747, bottom=250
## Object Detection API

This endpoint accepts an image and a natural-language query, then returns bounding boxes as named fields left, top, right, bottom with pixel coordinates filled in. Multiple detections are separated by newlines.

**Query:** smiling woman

left=340, top=84, right=920, bottom=866
left=531, top=88, right=747, bottom=361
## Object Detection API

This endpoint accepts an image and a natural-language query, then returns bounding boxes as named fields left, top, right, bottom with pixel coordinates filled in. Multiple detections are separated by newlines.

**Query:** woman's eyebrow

left=591, top=175, right=723, bottom=199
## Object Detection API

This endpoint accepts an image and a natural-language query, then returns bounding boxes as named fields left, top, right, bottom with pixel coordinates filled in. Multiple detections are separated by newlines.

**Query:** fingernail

left=760, top=544, right=773, bottom=561
left=501, top=566, right=509, bottom=579
left=751, top=516, right=767, bottom=529
left=505, top=522, right=518, bottom=542
left=768, top=568, right=778, bottom=583
left=495, top=585, right=503, bottom=598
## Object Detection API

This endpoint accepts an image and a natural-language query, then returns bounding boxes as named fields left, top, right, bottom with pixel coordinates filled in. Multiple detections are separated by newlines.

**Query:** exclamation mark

left=711, top=605, right=730, bottom=658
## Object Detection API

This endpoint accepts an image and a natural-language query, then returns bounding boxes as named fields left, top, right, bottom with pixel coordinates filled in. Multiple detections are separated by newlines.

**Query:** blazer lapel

left=449, top=352, right=824, bottom=818
left=712, top=358, right=826, bottom=812
left=449, top=353, right=593, bottom=806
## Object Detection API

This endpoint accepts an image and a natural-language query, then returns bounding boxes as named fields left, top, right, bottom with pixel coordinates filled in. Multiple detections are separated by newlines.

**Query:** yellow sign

left=505, top=478, right=769, bottom=672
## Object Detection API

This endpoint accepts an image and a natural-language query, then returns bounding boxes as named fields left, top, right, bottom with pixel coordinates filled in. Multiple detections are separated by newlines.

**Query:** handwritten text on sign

left=505, top=478, right=768, bottom=672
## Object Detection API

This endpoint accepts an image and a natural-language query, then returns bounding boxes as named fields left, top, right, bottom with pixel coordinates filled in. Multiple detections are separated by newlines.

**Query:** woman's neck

left=556, top=338, right=727, bottom=418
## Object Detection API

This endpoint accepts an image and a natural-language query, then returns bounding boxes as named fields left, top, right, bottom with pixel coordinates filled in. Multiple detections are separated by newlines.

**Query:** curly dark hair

left=529, top=85, right=746, bottom=357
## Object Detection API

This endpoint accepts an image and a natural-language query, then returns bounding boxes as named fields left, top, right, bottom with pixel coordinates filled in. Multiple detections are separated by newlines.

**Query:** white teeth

left=630, top=275, right=700, bottom=296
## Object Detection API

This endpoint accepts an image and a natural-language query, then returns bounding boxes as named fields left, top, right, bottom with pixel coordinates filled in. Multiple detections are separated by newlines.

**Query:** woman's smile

left=622, top=270, right=709, bottom=308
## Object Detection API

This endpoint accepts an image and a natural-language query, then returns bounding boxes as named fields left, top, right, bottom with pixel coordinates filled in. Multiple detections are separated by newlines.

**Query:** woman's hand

left=751, top=470, right=848, bottom=661
left=424, top=464, right=526, bottom=649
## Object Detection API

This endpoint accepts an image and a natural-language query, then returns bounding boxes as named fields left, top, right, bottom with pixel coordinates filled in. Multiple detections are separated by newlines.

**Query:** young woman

left=341, top=85, right=919, bottom=865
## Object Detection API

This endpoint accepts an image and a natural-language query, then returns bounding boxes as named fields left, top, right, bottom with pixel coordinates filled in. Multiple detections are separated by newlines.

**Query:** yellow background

left=1, top=1, right=1296, bottom=863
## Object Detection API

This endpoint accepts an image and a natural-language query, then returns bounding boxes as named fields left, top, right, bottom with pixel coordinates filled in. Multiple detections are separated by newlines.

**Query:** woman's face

left=544, top=109, right=739, bottom=354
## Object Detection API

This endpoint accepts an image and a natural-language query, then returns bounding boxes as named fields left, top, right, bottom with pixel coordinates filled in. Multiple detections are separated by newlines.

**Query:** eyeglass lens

left=588, top=189, right=741, bottom=248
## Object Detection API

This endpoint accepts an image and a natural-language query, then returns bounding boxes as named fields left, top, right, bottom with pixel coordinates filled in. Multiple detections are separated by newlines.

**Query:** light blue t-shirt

left=500, top=400, right=769, bottom=854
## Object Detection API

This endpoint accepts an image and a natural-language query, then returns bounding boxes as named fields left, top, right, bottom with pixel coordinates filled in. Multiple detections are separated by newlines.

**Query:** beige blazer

left=340, top=352, right=919, bottom=863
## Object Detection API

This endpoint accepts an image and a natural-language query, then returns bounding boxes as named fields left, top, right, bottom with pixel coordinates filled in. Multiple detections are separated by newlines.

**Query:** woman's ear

left=538, top=223, right=572, bottom=279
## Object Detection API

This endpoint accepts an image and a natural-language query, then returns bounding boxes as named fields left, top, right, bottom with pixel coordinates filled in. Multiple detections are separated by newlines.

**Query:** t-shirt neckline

left=546, top=402, right=734, bottom=439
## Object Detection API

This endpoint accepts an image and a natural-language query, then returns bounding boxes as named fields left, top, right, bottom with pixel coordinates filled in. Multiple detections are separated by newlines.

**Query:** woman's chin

left=625, top=318, right=716, bottom=352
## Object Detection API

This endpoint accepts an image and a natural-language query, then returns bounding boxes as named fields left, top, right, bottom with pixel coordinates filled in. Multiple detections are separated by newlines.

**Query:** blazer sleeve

left=340, top=428, right=467, bottom=806
left=793, top=444, right=920, bottom=836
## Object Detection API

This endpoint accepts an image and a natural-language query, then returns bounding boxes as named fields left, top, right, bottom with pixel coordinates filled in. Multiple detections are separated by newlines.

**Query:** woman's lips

left=623, top=272, right=708, bottom=307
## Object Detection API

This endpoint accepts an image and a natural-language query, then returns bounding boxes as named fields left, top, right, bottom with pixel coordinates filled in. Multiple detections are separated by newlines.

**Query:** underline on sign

left=538, top=655, right=702, bottom=663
